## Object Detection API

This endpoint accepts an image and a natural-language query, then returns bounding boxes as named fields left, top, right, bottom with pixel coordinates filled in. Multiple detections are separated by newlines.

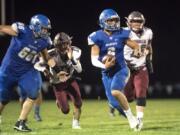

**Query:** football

left=102, top=54, right=115, bottom=64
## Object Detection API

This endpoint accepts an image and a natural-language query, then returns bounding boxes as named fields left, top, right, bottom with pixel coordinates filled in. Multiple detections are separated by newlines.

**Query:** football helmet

left=53, top=32, right=72, bottom=53
left=29, top=14, right=51, bottom=38
left=126, top=11, right=145, bottom=32
left=99, top=9, right=120, bottom=31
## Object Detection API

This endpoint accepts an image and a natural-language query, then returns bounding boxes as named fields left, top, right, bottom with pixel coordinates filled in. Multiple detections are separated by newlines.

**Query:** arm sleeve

left=91, top=55, right=105, bottom=69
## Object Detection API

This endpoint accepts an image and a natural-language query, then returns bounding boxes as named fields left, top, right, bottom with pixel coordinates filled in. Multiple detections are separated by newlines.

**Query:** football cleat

left=127, top=116, right=138, bottom=129
left=134, top=118, right=143, bottom=131
left=34, top=114, right=42, bottom=122
left=72, top=119, right=81, bottom=129
left=14, top=120, right=32, bottom=132
left=109, top=107, right=115, bottom=117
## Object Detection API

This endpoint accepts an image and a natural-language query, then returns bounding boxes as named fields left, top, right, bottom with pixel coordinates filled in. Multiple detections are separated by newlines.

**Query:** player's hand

left=132, top=46, right=142, bottom=58
left=57, top=71, right=70, bottom=82
left=104, top=56, right=116, bottom=69
left=47, top=58, right=56, bottom=68
left=67, top=47, right=73, bottom=60
left=43, top=69, right=53, bottom=79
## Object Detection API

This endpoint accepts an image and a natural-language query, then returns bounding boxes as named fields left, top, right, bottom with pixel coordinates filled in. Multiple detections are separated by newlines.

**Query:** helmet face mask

left=29, top=14, right=51, bottom=39
left=53, top=32, right=72, bottom=54
left=126, top=11, right=145, bottom=33
left=105, top=17, right=120, bottom=31
left=99, top=9, right=120, bottom=31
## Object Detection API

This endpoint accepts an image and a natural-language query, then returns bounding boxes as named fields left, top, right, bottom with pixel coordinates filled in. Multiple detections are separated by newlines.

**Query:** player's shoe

left=14, top=120, right=32, bottom=132
left=34, top=114, right=42, bottom=121
left=109, top=107, right=115, bottom=117
left=127, top=116, right=138, bottom=129
left=72, top=119, right=81, bottom=129
left=134, top=118, right=143, bottom=131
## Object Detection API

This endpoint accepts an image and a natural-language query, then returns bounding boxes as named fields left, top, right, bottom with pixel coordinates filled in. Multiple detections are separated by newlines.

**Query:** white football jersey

left=124, top=27, right=153, bottom=68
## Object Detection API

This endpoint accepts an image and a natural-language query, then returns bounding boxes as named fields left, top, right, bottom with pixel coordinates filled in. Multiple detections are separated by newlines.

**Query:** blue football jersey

left=88, top=28, right=130, bottom=72
left=0, top=22, right=50, bottom=77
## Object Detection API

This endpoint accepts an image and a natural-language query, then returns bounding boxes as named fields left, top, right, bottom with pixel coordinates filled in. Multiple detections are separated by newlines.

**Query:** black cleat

left=14, top=120, right=32, bottom=132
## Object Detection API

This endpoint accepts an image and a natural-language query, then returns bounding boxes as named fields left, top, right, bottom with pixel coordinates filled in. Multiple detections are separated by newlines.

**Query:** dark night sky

left=1, top=0, right=180, bottom=85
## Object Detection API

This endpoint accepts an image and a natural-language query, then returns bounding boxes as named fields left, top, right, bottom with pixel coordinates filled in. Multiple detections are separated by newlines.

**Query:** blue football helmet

left=29, top=14, right=51, bottom=38
left=99, top=9, right=120, bottom=31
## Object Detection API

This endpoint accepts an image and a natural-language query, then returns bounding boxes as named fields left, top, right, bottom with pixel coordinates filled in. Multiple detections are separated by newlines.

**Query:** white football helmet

left=126, top=11, right=145, bottom=33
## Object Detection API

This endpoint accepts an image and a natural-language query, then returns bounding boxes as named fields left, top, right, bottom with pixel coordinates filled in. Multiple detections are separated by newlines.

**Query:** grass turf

left=0, top=99, right=180, bottom=135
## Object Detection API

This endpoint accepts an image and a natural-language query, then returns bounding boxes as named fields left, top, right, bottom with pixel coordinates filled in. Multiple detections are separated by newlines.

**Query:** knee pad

left=136, top=97, right=146, bottom=106
left=1, top=101, right=9, bottom=105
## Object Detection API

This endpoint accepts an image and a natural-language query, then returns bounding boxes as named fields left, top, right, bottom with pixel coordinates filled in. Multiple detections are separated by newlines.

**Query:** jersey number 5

left=18, top=47, right=37, bottom=63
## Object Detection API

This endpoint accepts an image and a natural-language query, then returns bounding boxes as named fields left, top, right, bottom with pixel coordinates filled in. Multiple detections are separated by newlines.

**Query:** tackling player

left=124, top=11, right=153, bottom=131
left=87, top=9, right=142, bottom=130
left=0, top=14, right=55, bottom=132
left=35, top=32, right=83, bottom=129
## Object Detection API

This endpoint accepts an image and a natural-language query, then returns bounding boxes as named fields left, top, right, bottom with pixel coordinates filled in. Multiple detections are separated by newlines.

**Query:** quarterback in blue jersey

left=0, top=14, right=55, bottom=132
left=87, top=9, right=142, bottom=130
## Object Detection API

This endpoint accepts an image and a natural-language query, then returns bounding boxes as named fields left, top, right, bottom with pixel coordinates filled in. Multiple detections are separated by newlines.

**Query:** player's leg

left=16, top=86, right=27, bottom=107
left=34, top=91, right=43, bottom=121
left=102, top=74, right=126, bottom=118
left=14, top=70, right=42, bottom=132
left=0, top=72, right=16, bottom=124
left=18, top=86, right=42, bottom=122
left=53, top=84, right=70, bottom=114
left=134, top=68, right=149, bottom=131
left=124, top=74, right=135, bottom=102
left=69, top=80, right=82, bottom=129
left=111, top=67, right=138, bottom=129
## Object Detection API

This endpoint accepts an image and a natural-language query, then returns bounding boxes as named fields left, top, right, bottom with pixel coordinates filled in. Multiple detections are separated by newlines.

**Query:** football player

left=35, top=32, right=83, bottom=129
left=124, top=11, right=153, bottom=131
left=0, top=14, right=55, bottom=132
left=87, top=9, right=142, bottom=130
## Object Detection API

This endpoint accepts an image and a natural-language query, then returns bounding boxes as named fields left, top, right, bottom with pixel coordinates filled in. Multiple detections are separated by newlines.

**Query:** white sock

left=137, top=111, right=144, bottom=119
left=124, top=108, right=133, bottom=118
left=73, top=119, right=79, bottom=124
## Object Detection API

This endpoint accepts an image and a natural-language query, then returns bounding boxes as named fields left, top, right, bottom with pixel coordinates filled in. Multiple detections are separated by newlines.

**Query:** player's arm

left=91, top=44, right=115, bottom=69
left=147, top=40, right=153, bottom=60
left=146, top=40, right=154, bottom=73
left=40, top=49, right=56, bottom=68
left=91, top=45, right=105, bottom=69
left=125, top=39, right=142, bottom=57
left=0, top=25, right=18, bottom=36
left=70, top=47, right=82, bottom=73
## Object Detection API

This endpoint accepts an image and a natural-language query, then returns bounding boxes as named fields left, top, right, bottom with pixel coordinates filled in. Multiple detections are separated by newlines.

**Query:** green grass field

left=0, top=99, right=180, bottom=135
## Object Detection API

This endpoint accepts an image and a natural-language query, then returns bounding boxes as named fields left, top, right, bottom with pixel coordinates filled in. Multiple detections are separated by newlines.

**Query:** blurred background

left=0, top=0, right=180, bottom=99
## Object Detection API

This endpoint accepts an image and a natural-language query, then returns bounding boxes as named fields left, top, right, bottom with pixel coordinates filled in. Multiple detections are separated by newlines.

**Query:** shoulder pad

left=11, top=22, right=25, bottom=33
